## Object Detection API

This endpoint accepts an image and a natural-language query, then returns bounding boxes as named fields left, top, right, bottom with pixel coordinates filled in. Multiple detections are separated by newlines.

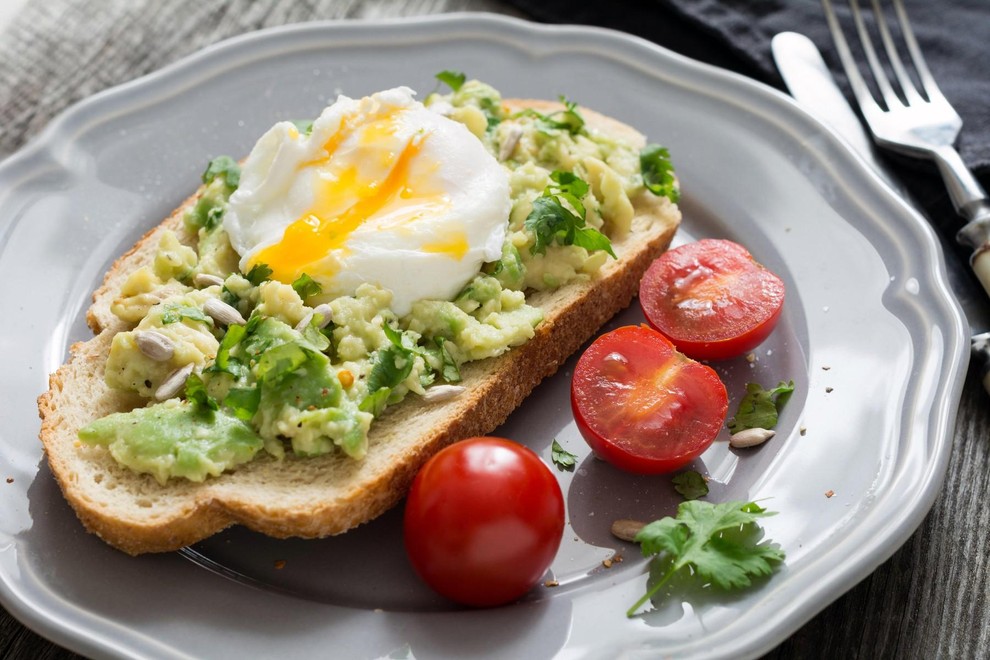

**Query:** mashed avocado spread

left=81, top=75, right=678, bottom=484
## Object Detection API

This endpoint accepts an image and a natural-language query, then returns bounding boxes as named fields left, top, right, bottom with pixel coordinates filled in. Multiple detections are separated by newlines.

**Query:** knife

left=771, top=31, right=990, bottom=395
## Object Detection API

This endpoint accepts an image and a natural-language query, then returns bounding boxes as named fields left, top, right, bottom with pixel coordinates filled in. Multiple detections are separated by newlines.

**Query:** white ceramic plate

left=0, top=14, right=968, bottom=660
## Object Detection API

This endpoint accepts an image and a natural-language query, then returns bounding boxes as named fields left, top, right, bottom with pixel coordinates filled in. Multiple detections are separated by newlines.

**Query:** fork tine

left=891, top=0, right=947, bottom=104
left=847, top=0, right=904, bottom=110
left=869, top=0, right=925, bottom=105
left=821, top=0, right=884, bottom=120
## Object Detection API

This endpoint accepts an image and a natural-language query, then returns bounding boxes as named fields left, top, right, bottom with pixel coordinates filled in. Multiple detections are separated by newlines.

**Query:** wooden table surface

left=1, top=1, right=987, bottom=658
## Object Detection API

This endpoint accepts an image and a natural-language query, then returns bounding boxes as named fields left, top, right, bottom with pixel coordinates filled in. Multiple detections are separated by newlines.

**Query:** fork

left=822, top=0, right=990, bottom=299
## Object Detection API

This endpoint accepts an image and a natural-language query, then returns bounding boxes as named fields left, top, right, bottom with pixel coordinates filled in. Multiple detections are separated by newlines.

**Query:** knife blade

left=771, top=31, right=990, bottom=393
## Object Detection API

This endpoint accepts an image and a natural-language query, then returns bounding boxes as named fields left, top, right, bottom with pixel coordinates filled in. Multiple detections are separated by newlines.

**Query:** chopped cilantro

left=188, top=197, right=225, bottom=232
left=204, top=323, right=247, bottom=378
left=672, top=470, right=709, bottom=501
left=432, top=337, right=461, bottom=383
left=359, top=387, right=391, bottom=417
left=254, top=343, right=310, bottom=384
left=524, top=171, right=615, bottom=258
left=435, top=70, right=466, bottom=92
left=223, top=386, right=261, bottom=421
left=201, top=155, right=241, bottom=189
left=245, top=263, right=273, bottom=286
left=550, top=439, right=577, bottom=472
left=628, top=500, right=785, bottom=617
left=185, top=373, right=219, bottom=412
left=511, top=97, right=585, bottom=135
left=727, top=381, right=795, bottom=434
left=220, top=285, right=240, bottom=307
left=203, top=204, right=225, bottom=231
left=367, top=344, right=414, bottom=394
left=640, top=144, right=679, bottom=202
left=160, top=304, right=211, bottom=326
left=292, top=273, right=322, bottom=299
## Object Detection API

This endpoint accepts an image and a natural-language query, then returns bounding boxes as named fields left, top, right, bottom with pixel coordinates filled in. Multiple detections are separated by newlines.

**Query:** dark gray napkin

left=501, top=0, right=990, bottom=233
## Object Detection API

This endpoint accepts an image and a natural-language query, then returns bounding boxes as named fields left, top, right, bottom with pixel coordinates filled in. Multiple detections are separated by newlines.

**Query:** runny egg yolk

left=249, top=107, right=458, bottom=284
left=224, top=86, right=510, bottom=317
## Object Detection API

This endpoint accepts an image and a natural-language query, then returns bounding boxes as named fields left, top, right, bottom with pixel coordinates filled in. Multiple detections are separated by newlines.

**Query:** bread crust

left=38, top=100, right=680, bottom=554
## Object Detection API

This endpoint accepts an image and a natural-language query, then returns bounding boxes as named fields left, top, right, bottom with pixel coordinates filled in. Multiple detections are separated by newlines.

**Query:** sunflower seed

left=203, top=298, right=246, bottom=326
left=312, top=304, right=333, bottom=327
left=154, top=363, right=194, bottom=401
left=499, top=124, right=523, bottom=162
left=193, top=273, right=225, bottom=288
left=421, top=384, right=465, bottom=403
left=729, top=427, right=776, bottom=448
left=135, top=330, right=175, bottom=362
left=294, top=304, right=334, bottom=332
left=611, top=519, right=646, bottom=542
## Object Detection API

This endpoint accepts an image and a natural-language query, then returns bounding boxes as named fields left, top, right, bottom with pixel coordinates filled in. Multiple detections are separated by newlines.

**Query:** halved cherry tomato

left=571, top=325, right=727, bottom=474
left=639, top=239, right=785, bottom=361
left=403, top=437, right=564, bottom=607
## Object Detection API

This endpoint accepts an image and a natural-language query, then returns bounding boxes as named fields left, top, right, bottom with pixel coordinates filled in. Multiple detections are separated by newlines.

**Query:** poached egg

left=224, top=87, right=510, bottom=316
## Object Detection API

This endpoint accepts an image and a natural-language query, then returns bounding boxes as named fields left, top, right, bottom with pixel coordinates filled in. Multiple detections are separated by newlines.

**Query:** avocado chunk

left=79, top=400, right=263, bottom=485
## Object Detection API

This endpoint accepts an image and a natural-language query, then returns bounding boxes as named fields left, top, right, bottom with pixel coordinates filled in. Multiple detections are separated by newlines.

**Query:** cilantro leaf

left=359, top=387, right=391, bottom=417
left=254, top=343, right=311, bottom=384
left=367, top=344, right=414, bottom=394
left=511, top=98, right=585, bottom=136
left=524, top=196, right=576, bottom=256
left=435, top=70, right=466, bottom=92
left=523, top=172, right=615, bottom=258
left=187, top=197, right=225, bottom=232
left=245, top=263, right=273, bottom=286
left=204, top=323, right=248, bottom=378
left=550, top=439, right=577, bottom=472
left=292, top=273, right=322, bottom=299
left=223, top=386, right=260, bottom=421
left=727, top=380, right=795, bottom=434
left=160, top=303, right=212, bottom=326
left=203, top=205, right=225, bottom=231
left=433, top=337, right=461, bottom=383
left=570, top=224, right=617, bottom=255
left=628, top=500, right=785, bottom=616
left=201, top=155, right=241, bottom=189
left=548, top=170, right=589, bottom=217
left=185, top=373, right=219, bottom=412
left=672, top=470, right=709, bottom=500
left=640, top=144, right=679, bottom=202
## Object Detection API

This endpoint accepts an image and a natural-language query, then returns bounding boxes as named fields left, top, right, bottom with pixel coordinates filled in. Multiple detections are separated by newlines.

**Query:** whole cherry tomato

left=639, top=239, right=785, bottom=360
left=403, top=437, right=565, bottom=607
left=571, top=325, right=727, bottom=474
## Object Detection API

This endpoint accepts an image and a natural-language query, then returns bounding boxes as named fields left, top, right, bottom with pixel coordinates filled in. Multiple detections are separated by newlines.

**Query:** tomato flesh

left=571, top=325, right=727, bottom=474
left=403, top=437, right=565, bottom=607
left=639, top=239, right=785, bottom=360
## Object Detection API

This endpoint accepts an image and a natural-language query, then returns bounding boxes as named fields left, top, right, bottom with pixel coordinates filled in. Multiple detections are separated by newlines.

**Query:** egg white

left=223, top=87, right=510, bottom=316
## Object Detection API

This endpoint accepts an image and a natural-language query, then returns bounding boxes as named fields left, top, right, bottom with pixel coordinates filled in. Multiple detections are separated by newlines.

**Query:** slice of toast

left=37, top=101, right=681, bottom=555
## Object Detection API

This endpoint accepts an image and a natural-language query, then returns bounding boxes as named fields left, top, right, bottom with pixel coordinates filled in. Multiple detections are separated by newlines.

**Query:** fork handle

left=934, top=144, right=990, bottom=293
left=927, top=147, right=990, bottom=393
left=933, top=145, right=987, bottom=216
